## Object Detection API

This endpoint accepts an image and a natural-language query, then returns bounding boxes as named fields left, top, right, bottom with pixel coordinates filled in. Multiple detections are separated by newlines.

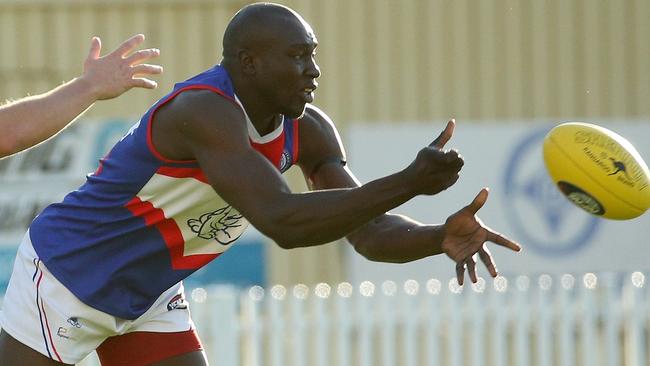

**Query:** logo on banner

left=502, top=127, right=600, bottom=256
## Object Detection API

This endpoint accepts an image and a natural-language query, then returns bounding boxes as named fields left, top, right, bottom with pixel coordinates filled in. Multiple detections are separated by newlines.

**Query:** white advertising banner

left=345, top=120, right=650, bottom=284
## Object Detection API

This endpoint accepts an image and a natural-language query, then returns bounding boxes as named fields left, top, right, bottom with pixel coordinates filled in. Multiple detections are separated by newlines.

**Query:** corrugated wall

left=1, top=0, right=649, bottom=285
left=1, top=0, right=648, bottom=124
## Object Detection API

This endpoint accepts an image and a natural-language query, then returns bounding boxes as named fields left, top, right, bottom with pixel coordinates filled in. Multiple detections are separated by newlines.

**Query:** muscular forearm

left=346, top=213, right=445, bottom=263
left=256, top=171, right=419, bottom=248
left=0, top=77, right=97, bottom=158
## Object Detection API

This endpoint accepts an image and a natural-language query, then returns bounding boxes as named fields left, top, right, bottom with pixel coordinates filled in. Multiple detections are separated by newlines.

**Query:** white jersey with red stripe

left=28, top=65, right=300, bottom=319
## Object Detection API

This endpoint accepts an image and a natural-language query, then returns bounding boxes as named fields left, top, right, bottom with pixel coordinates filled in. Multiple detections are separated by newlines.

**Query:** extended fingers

left=456, top=256, right=478, bottom=286
left=131, top=64, right=164, bottom=76
left=455, top=262, right=465, bottom=286
left=112, top=34, right=146, bottom=57
left=129, top=77, right=158, bottom=89
left=478, top=246, right=498, bottom=277
left=466, top=255, right=478, bottom=283
left=487, top=230, right=522, bottom=252
left=125, top=48, right=161, bottom=65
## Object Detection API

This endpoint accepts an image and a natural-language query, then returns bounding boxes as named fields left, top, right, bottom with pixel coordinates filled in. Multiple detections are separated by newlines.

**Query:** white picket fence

left=29, top=271, right=650, bottom=365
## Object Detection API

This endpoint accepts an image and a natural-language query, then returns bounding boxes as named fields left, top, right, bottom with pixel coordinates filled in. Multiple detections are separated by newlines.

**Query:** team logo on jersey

left=167, top=294, right=188, bottom=311
left=279, top=150, right=292, bottom=172
left=187, top=206, right=244, bottom=245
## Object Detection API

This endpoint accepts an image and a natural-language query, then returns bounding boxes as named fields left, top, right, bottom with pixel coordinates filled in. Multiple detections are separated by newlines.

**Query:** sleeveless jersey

left=29, top=65, right=300, bottom=319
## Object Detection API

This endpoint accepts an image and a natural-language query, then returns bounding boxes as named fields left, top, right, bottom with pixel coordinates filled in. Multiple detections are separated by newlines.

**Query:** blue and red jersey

left=29, top=65, right=300, bottom=319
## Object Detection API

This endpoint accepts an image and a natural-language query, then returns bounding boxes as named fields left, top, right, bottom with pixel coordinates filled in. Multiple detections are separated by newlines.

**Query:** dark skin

left=300, top=106, right=517, bottom=283
left=0, top=4, right=520, bottom=366
left=154, top=4, right=520, bottom=281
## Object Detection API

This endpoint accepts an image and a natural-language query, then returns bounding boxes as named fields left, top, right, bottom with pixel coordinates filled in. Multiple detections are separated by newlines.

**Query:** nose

left=306, top=58, right=321, bottom=79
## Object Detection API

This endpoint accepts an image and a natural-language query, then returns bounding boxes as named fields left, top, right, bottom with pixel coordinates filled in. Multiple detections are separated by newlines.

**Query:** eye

left=290, top=48, right=317, bottom=60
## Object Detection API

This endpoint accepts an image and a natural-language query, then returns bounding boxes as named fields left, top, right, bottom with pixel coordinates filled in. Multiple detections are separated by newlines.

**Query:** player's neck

left=234, top=92, right=282, bottom=137
left=249, top=113, right=283, bottom=137
left=226, top=68, right=283, bottom=136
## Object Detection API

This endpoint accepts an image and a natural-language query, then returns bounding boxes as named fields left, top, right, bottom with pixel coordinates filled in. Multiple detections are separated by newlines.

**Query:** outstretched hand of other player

left=441, top=188, right=522, bottom=286
left=82, top=34, right=163, bottom=100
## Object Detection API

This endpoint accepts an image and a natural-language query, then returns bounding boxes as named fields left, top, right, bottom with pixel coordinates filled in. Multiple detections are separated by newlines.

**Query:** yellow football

left=543, top=122, right=650, bottom=220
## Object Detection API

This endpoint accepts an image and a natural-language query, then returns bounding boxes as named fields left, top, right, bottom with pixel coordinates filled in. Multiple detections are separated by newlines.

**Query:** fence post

left=241, top=286, right=264, bottom=366
left=335, top=282, right=353, bottom=366
left=535, top=274, right=553, bottom=366
left=557, top=274, right=576, bottom=366
left=313, top=283, right=332, bottom=366
left=601, top=272, right=622, bottom=366
left=358, top=281, right=376, bottom=366
left=424, top=279, right=442, bottom=366
left=380, top=280, right=397, bottom=366
left=290, top=284, right=309, bottom=366
left=579, top=273, right=598, bottom=366
left=489, top=276, right=508, bottom=366
left=624, top=272, right=646, bottom=366
left=446, top=279, right=463, bottom=366
left=514, top=276, right=531, bottom=366
left=205, top=285, right=240, bottom=366
left=402, top=280, right=420, bottom=366
left=268, top=285, right=287, bottom=366
left=469, top=279, right=487, bottom=366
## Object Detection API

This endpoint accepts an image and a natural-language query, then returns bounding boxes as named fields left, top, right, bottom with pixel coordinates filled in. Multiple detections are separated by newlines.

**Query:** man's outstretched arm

left=298, top=106, right=521, bottom=285
left=152, top=91, right=463, bottom=250
left=0, top=34, right=162, bottom=158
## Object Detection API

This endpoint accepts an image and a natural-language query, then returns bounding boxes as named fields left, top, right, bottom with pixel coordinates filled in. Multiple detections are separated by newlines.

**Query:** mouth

left=301, top=83, right=318, bottom=103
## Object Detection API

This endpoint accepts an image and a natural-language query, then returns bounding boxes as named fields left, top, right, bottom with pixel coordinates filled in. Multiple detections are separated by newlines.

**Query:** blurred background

left=1, top=0, right=649, bottom=365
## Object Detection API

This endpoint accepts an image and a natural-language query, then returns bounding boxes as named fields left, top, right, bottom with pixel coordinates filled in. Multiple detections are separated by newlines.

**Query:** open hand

left=81, top=34, right=163, bottom=100
left=441, top=188, right=521, bottom=285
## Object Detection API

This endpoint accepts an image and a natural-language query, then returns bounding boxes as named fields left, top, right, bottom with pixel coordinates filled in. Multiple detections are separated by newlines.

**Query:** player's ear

left=239, top=50, right=256, bottom=75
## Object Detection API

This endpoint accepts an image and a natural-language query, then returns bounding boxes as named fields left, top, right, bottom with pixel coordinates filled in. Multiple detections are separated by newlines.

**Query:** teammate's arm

left=298, top=106, right=521, bottom=285
left=0, top=34, right=162, bottom=158
left=152, top=90, right=463, bottom=250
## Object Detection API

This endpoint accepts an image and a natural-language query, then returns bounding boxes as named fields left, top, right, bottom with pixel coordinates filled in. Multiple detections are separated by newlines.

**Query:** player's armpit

left=307, top=156, right=347, bottom=183
left=297, top=105, right=357, bottom=189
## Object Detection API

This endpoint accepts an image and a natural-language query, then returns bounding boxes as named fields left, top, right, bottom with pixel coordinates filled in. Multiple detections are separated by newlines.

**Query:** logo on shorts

left=57, top=318, right=82, bottom=340
left=67, top=317, right=82, bottom=328
left=187, top=206, right=244, bottom=245
left=57, top=327, right=70, bottom=339
left=167, top=294, right=188, bottom=311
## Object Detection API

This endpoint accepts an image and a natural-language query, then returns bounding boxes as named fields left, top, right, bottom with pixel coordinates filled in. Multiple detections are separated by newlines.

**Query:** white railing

left=45, top=271, right=650, bottom=365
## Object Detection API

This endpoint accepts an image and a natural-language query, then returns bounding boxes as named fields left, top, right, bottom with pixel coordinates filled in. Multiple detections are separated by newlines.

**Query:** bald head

left=222, top=3, right=310, bottom=60
left=220, top=3, right=320, bottom=119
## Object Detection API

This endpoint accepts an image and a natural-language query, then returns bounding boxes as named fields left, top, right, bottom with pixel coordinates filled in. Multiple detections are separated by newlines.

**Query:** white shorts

left=0, top=232, right=196, bottom=364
